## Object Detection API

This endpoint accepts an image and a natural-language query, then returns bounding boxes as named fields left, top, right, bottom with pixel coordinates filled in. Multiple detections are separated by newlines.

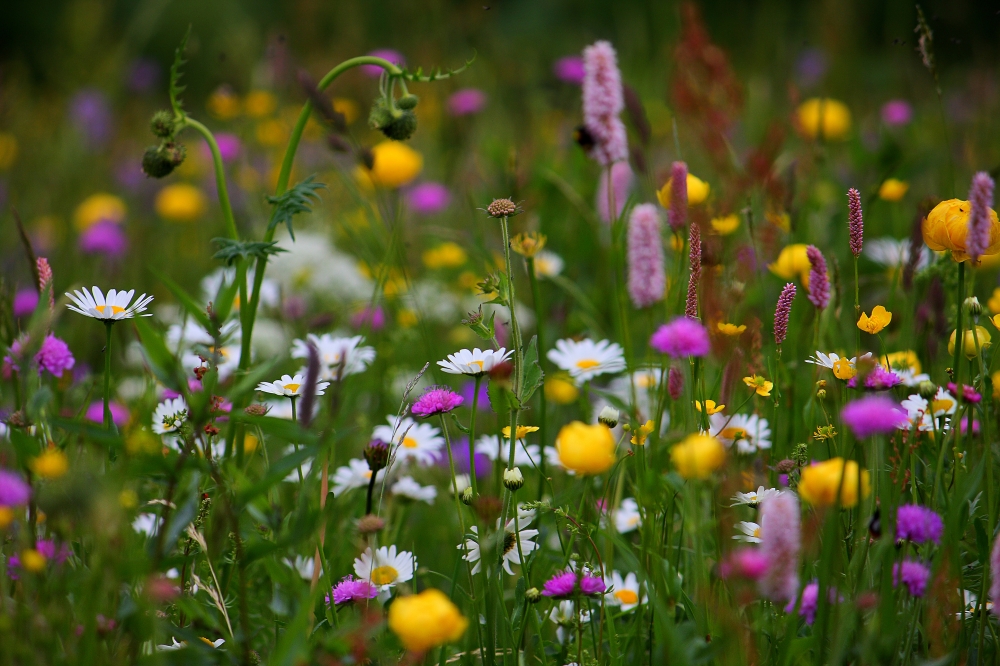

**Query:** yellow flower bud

left=949, top=326, right=992, bottom=360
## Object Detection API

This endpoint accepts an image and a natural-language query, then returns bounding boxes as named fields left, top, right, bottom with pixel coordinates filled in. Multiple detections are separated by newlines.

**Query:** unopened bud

left=363, top=439, right=390, bottom=472
left=965, top=296, right=982, bottom=319
left=461, top=487, right=474, bottom=505
left=396, top=94, right=419, bottom=111
left=357, top=514, right=385, bottom=534
left=597, top=406, right=620, bottom=428
left=150, top=110, right=175, bottom=138
left=918, top=380, right=937, bottom=399
left=776, top=458, right=797, bottom=474
left=524, top=587, right=542, bottom=604
left=816, top=389, right=827, bottom=400
left=503, top=467, right=524, bottom=492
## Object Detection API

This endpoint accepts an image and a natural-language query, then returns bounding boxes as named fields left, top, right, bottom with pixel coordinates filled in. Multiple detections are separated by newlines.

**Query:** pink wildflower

left=847, top=188, right=864, bottom=258
left=596, top=161, right=634, bottom=222
left=582, top=40, right=628, bottom=166
left=774, top=283, right=796, bottom=347
left=841, top=396, right=909, bottom=439
left=650, top=317, right=710, bottom=358
left=667, top=161, right=688, bottom=232
left=411, top=386, right=464, bottom=417
left=36, top=334, right=75, bottom=377
left=668, top=367, right=684, bottom=400
left=758, top=491, right=800, bottom=603
left=720, top=548, right=769, bottom=580
left=805, top=245, right=829, bottom=309
left=329, top=575, right=378, bottom=605
left=626, top=203, right=666, bottom=308
left=685, top=220, right=702, bottom=319
left=991, top=536, right=1000, bottom=616
left=0, top=470, right=30, bottom=506
left=37, top=258, right=54, bottom=310
left=967, top=171, right=995, bottom=263
left=892, top=560, right=930, bottom=597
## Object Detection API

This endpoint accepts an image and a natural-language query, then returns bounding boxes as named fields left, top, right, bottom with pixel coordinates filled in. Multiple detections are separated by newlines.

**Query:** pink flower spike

left=758, top=491, right=801, bottom=604
left=967, top=171, right=995, bottom=263
left=847, top=188, right=864, bottom=258
left=626, top=203, right=666, bottom=308
left=805, top=246, right=829, bottom=309
left=582, top=40, right=628, bottom=166
left=773, top=283, right=796, bottom=347
left=667, top=161, right=688, bottom=232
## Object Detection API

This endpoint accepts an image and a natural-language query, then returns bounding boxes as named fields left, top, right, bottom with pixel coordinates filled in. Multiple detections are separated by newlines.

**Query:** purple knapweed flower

left=553, top=56, right=586, bottom=84
left=596, top=161, right=634, bottom=222
left=79, top=221, right=128, bottom=257
left=580, top=573, right=606, bottom=596
left=967, top=171, right=995, bottom=264
left=650, top=317, right=710, bottom=358
left=406, top=182, right=451, bottom=215
left=758, top=491, right=801, bottom=604
left=0, top=470, right=31, bottom=507
left=667, top=161, right=688, bottom=232
left=541, top=570, right=605, bottom=598
left=881, top=100, right=913, bottom=127
left=330, top=575, right=378, bottom=605
left=411, top=386, right=464, bottom=417
left=774, top=283, right=796, bottom=347
left=893, top=560, right=930, bottom=597
left=36, top=335, right=75, bottom=377
left=805, top=245, right=830, bottom=309
left=626, top=203, right=666, bottom=308
left=896, top=504, right=943, bottom=544
left=582, top=40, right=628, bottom=166
left=841, top=396, right=909, bottom=439
left=13, top=289, right=38, bottom=318
left=86, top=401, right=129, bottom=427
left=848, top=188, right=864, bottom=258
left=448, top=88, right=487, bottom=116
left=361, top=49, right=405, bottom=77
left=847, top=365, right=902, bottom=391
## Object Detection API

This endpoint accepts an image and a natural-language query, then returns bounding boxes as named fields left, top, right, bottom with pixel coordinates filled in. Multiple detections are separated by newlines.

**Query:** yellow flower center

left=402, top=437, right=418, bottom=449
left=931, top=399, right=954, bottom=413
left=753, top=526, right=761, bottom=538
left=370, top=565, right=399, bottom=586
left=283, top=383, right=301, bottom=393
left=97, top=305, right=125, bottom=315
left=470, top=360, right=485, bottom=370
left=615, top=589, right=639, bottom=605
left=721, top=427, right=748, bottom=440
left=364, top=470, right=372, bottom=480
left=576, top=359, right=600, bottom=370
left=637, top=375, right=656, bottom=388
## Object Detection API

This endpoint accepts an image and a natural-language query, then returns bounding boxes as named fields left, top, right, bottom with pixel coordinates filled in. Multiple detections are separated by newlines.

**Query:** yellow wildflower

left=118, top=489, right=138, bottom=510
left=743, top=375, right=773, bottom=397
left=30, top=449, right=68, bottom=480
left=502, top=425, right=539, bottom=440
left=881, top=350, right=921, bottom=375
left=878, top=178, right=909, bottom=202
left=657, top=173, right=710, bottom=208
left=766, top=210, right=791, bottom=232
left=206, top=87, right=241, bottom=120
left=366, top=141, right=423, bottom=188
left=717, top=322, right=746, bottom=336
left=244, top=90, right=277, bottom=118
left=630, top=420, right=655, bottom=446
left=19, top=549, right=47, bottom=573
left=798, top=458, right=870, bottom=507
left=768, top=244, right=811, bottom=284
left=510, top=231, right=547, bottom=257
left=710, top=214, right=740, bottom=235
left=857, top=305, right=892, bottom=334
left=694, top=400, right=725, bottom=415
left=422, top=242, right=468, bottom=269
left=949, top=326, right=992, bottom=360
left=0, top=507, right=13, bottom=529
left=670, top=434, right=725, bottom=480
left=155, top=184, right=207, bottom=223
left=832, top=358, right=856, bottom=381
left=555, top=422, right=616, bottom=475
left=795, top=98, right=851, bottom=141
left=923, top=199, right=1000, bottom=263
left=545, top=376, right=579, bottom=405
left=332, top=98, right=359, bottom=124
left=74, top=193, right=126, bottom=230
left=388, top=588, right=468, bottom=652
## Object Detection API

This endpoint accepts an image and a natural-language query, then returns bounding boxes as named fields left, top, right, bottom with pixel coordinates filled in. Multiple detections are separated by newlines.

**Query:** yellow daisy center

left=364, top=470, right=372, bottom=480
left=470, top=360, right=485, bottom=370
left=931, top=399, right=953, bottom=413
left=721, top=427, right=748, bottom=440
left=402, top=437, right=418, bottom=448
left=283, top=383, right=301, bottom=393
left=370, top=565, right=399, bottom=586
left=576, top=358, right=600, bottom=370
left=615, top=589, right=639, bottom=605
left=753, top=526, right=761, bottom=538
left=97, top=305, right=125, bottom=315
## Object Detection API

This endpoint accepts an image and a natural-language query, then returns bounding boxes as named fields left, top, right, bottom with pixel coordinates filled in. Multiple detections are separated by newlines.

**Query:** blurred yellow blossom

left=766, top=210, right=791, bottom=232
left=0, top=133, right=18, bottom=170
left=923, top=199, right=1000, bottom=263
left=657, top=173, right=710, bottom=208
left=670, top=434, right=725, bottom=479
left=710, top=214, right=740, bottom=235
left=989, top=288, right=1000, bottom=314
left=545, top=376, right=579, bottom=404
left=397, top=309, right=418, bottom=328
left=768, top=244, right=811, bottom=284
left=255, top=119, right=289, bottom=146
left=502, top=425, right=539, bottom=439
left=206, top=87, right=241, bottom=120
left=422, top=243, right=468, bottom=269
left=798, top=458, right=869, bottom=507
left=555, top=422, right=616, bottom=474
left=20, top=549, right=47, bottom=573
left=30, top=449, right=68, bottom=479
left=510, top=231, right=547, bottom=257
left=949, top=326, right=992, bottom=359
left=796, top=98, right=851, bottom=141
left=717, top=322, right=746, bottom=336
left=244, top=90, right=277, bottom=118
left=881, top=350, right=921, bottom=375
left=388, top=588, right=468, bottom=652
left=878, top=179, right=909, bottom=201
left=366, top=141, right=423, bottom=188
left=694, top=399, right=724, bottom=415
left=333, top=98, right=359, bottom=124
left=118, top=489, right=138, bottom=509
left=857, top=306, right=892, bottom=334
left=74, top=193, right=126, bottom=230
left=155, top=184, right=207, bottom=223
left=0, top=507, right=14, bottom=529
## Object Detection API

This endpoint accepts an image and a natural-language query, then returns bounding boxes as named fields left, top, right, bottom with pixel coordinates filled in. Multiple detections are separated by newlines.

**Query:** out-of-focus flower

left=511, top=231, right=547, bottom=258
left=582, top=40, right=628, bottom=166
left=35, top=335, right=75, bottom=377
left=331, top=459, right=384, bottom=496
left=710, top=214, right=740, bottom=235
left=949, top=326, right=991, bottom=360
left=893, top=560, right=930, bottom=597
left=372, top=416, right=444, bottom=466
left=896, top=504, right=943, bottom=544
left=545, top=375, right=579, bottom=404
left=291, top=334, right=375, bottom=379
left=422, top=242, right=467, bottom=269
left=86, top=401, right=128, bottom=427
left=798, top=458, right=870, bottom=507
left=391, top=476, right=437, bottom=503
left=865, top=238, right=931, bottom=271
left=388, top=588, right=467, bottom=652
left=657, top=172, right=710, bottom=208
left=69, top=89, right=112, bottom=147
left=604, top=571, right=645, bottom=611
left=878, top=179, right=909, bottom=201
left=547, top=338, right=626, bottom=384
left=847, top=365, right=902, bottom=391
left=670, top=433, right=725, bottom=479
left=630, top=420, right=655, bottom=446
left=66, top=287, right=153, bottom=321
left=244, top=90, right=277, bottom=118
left=460, top=507, right=538, bottom=574
left=13, top=289, right=38, bottom=318
left=709, top=413, right=772, bottom=454
left=365, top=141, right=423, bottom=188
left=553, top=56, right=586, bottom=84
left=155, top=184, right=207, bottom=223
left=718, top=322, right=746, bottom=336
left=842, top=396, right=908, bottom=438
left=720, top=548, right=769, bottom=580
left=330, top=575, right=379, bottom=605
left=627, top=203, right=666, bottom=308
left=967, top=172, right=997, bottom=264
left=555, top=422, right=616, bottom=474
left=361, top=49, right=406, bottom=77
left=650, top=317, right=710, bottom=357
left=411, top=386, right=464, bottom=417
left=256, top=374, right=330, bottom=397
left=923, top=198, right=1000, bottom=263
left=731, top=486, right=780, bottom=508
left=734, top=521, right=762, bottom=543
left=0, top=133, right=18, bottom=170
left=596, top=161, right=634, bottom=223
left=30, top=449, right=68, bottom=480
left=152, top=397, right=188, bottom=436
left=0, top=470, right=31, bottom=507
left=207, top=86, right=241, bottom=119
left=786, top=581, right=822, bottom=625
left=79, top=221, right=128, bottom=257
left=881, top=100, right=913, bottom=126
left=858, top=305, right=892, bottom=334
left=533, top=251, right=564, bottom=278
left=74, top=193, right=126, bottom=230
left=447, top=88, right=487, bottom=116
left=406, top=182, right=451, bottom=215
left=769, top=244, right=811, bottom=283
left=695, top=400, right=725, bottom=415
left=127, top=58, right=161, bottom=93
left=795, top=98, right=851, bottom=141
left=613, top=497, right=641, bottom=533
left=758, top=491, right=800, bottom=603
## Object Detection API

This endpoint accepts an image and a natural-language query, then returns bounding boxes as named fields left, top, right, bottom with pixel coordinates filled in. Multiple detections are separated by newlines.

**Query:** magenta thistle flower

left=967, top=171, right=995, bottom=263
left=37, top=257, right=54, bottom=310
left=991, top=536, right=1000, bottom=616
left=626, top=203, right=666, bottom=308
left=719, top=548, right=769, bottom=580
left=758, top=491, right=801, bottom=603
left=847, top=188, right=864, bottom=258
left=650, top=317, right=710, bottom=358
left=36, top=334, right=75, bottom=377
left=896, top=504, right=943, bottom=544
left=541, top=571, right=578, bottom=598
left=447, top=88, right=487, bottom=116
left=805, top=245, right=829, bottom=309
left=553, top=56, right=586, bottom=84
left=785, top=581, right=820, bottom=625
left=330, top=575, right=378, bottom=605
left=411, top=386, right=464, bottom=417
left=667, top=161, right=688, bottom=232
left=582, top=40, right=628, bottom=166
left=13, top=289, right=38, bottom=318
left=841, top=396, right=909, bottom=439
left=580, top=573, right=606, bottom=596
left=596, top=161, right=634, bottom=222
left=774, top=283, right=796, bottom=347
left=668, top=366, right=683, bottom=400
left=0, top=469, right=31, bottom=506
left=846, top=365, right=901, bottom=391
left=892, top=560, right=930, bottom=597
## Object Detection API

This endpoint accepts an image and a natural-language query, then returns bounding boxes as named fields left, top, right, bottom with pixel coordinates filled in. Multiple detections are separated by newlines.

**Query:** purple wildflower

left=786, top=581, right=820, bottom=625
left=127, top=58, right=161, bottom=94
left=626, top=203, right=666, bottom=308
left=960, top=419, right=981, bottom=436
left=684, top=220, right=702, bottom=319
left=774, top=283, right=796, bottom=347
left=596, top=161, right=634, bottom=222
left=86, top=401, right=129, bottom=427
left=667, top=161, right=688, bottom=232
left=948, top=382, right=982, bottom=403
left=668, top=367, right=683, bottom=400
left=406, top=182, right=451, bottom=215
left=582, top=40, right=628, bottom=166
left=553, top=56, right=586, bottom=84
left=448, top=88, right=487, bottom=116
left=13, top=289, right=38, bottom=318
left=896, top=504, right=944, bottom=544
left=893, top=560, right=930, bottom=597
left=847, top=365, right=902, bottom=391
left=650, top=317, right=710, bottom=358
left=460, top=380, right=490, bottom=410
left=3, top=337, right=25, bottom=371
left=758, top=491, right=801, bottom=604
left=199, top=133, right=241, bottom=163
left=847, top=188, right=864, bottom=258
left=580, top=574, right=606, bottom=596
left=796, top=48, right=827, bottom=86
left=805, top=245, right=830, bottom=309
left=36, top=540, right=69, bottom=565
left=69, top=89, right=112, bottom=147
left=36, top=335, right=75, bottom=377
left=881, top=100, right=913, bottom=127
left=350, top=305, right=386, bottom=331
left=841, top=396, right=909, bottom=439
left=719, top=548, right=769, bottom=580
left=79, top=221, right=128, bottom=257
left=541, top=571, right=577, bottom=598
left=411, top=386, right=464, bottom=417
left=991, top=536, right=1000, bottom=616
left=0, top=470, right=31, bottom=506
left=361, top=49, right=405, bottom=77
left=967, top=172, right=995, bottom=263
left=330, top=575, right=378, bottom=605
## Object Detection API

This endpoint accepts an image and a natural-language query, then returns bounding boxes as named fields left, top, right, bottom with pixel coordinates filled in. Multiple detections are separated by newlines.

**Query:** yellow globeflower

left=768, top=244, right=811, bottom=284
left=949, top=326, right=992, bottom=360
left=743, top=375, right=773, bottom=397
left=367, top=141, right=423, bottom=188
left=388, top=588, right=468, bottom=652
left=878, top=178, right=909, bottom=202
left=19, top=549, right=47, bottom=573
left=710, top=214, right=740, bottom=235
left=30, top=449, right=68, bottom=480
left=923, top=199, right=1000, bottom=263
left=670, top=433, right=725, bottom=480
left=656, top=173, right=710, bottom=208
left=881, top=350, right=920, bottom=375
left=155, top=184, right=208, bottom=223
left=555, top=422, right=616, bottom=475
left=0, top=132, right=18, bottom=170
left=717, top=322, right=746, bottom=336
left=244, top=90, right=277, bottom=118
left=798, top=458, right=870, bottom=507
left=74, top=193, right=126, bottom=230
left=694, top=400, right=725, bottom=415
left=796, top=98, right=851, bottom=141
left=545, top=376, right=579, bottom=405
left=857, top=305, right=892, bottom=334
left=422, top=242, right=468, bottom=269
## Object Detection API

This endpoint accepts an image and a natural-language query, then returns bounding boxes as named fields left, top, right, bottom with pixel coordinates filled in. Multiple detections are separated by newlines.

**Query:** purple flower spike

left=967, top=171, right=995, bottom=264
left=774, top=283, right=796, bottom=347
left=805, top=245, right=829, bottom=309
left=847, top=188, right=864, bottom=258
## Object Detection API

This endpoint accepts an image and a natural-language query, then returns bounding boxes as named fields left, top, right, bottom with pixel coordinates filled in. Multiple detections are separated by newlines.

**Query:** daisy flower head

left=391, top=476, right=437, bottom=504
left=66, top=287, right=153, bottom=320
left=411, top=386, right=464, bottom=417
left=283, top=555, right=320, bottom=580
left=547, top=338, right=626, bottom=384
left=549, top=600, right=591, bottom=643
left=734, top=521, right=763, bottom=543
left=533, top=250, right=565, bottom=278
left=865, top=237, right=931, bottom=271
left=459, top=508, right=539, bottom=575
left=613, top=497, right=642, bottom=533
left=372, top=416, right=445, bottom=466
left=152, top=397, right=188, bottom=435
left=332, top=458, right=385, bottom=497
left=604, top=571, right=646, bottom=612
left=291, top=334, right=375, bottom=379
left=256, top=374, right=330, bottom=398
left=438, top=347, right=513, bottom=376
left=732, top=486, right=780, bottom=508
left=354, top=545, right=416, bottom=593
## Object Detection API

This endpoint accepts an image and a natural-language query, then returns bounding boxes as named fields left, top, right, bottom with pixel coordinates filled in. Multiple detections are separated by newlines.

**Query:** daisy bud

left=597, top=406, right=620, bottom=428
left=461, top=487, right=474, bottom=505
left=966, top=296, right=983, bottom=319
left=918, top=380, right=937, bottom=399
left=503, top=467, right=524, bottom=492
left=524, top=587, right=542, bottom=604
left=776, top=458, right=797, bottom=474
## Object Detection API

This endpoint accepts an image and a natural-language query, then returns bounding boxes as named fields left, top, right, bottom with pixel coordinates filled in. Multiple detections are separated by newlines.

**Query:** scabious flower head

left=758, top=491, right=801, bottom=603
left=330, top=575, right=378, bottom=605
left=626, top=204, right=666, bottom=308
left=650, top=317, right=710, bottom=358
left=967, top=172, right=996, bottom=263
left=0, top=470, right=30, bottom=506
left=774, top=283, right=796, bottom=346
left=848, top=188, right=864, bottom=257
left=805, top=246, right=830, bottom=309
left=841, top=396, right=909, bottom=438
left=411, top=386, right=464, bottom=417
left=582, top=40, right=628, bottom=166
left=896, top=504, right=943, bottom=544
left=35, top=334, right=75, bottom=377
left=798, top=458, right=870, bottom=508
left=893, top=560, right=930, bottom=597
left=847, top=365, right=902, bottom=391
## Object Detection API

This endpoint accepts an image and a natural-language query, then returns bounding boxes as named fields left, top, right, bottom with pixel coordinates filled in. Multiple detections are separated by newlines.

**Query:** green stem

left=527, top=257, right=548, bottom=499
left=103, top=322, right=114, bottom=431
left=468, top=376, right=482, bottom=499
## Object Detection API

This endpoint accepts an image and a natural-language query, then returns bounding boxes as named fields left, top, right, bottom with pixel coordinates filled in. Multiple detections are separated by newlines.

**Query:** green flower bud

left=397, top=94, right=419, bottom=110
left=141, top=142, right=186, bottom=178
left=150, top=110, right=175, bottom=139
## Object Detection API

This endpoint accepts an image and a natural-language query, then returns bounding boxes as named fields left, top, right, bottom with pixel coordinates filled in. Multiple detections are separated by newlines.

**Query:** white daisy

left=733, top=521, right=762, bottom=543
left=459, top=506, right=539, bottom=575
left=900, top=388, right=956, bottom=432
left=604, top=571, right=646, bottom=612
left=256, top=374, right=330, bottom=398
left=152, top=397, right=188, bottom=435
left=291, top=333, right=375, bottom=380
left=547, top=338, right=627, bottom=384
left=805, top=351, right=872, bottom=372
left=475, top=434, right=541, bottom=468
left=372, top=416, right=445, bottom=466
left=438, top=347, right=513, bottom=376
left=332, top=458, right=384, bottom=496
left=958, top=590, right=993, bottom=618
left=391, top=476, right=437, bottom=503
left=353, top=545, right=416, bottom=593
left=533, top=251, right=564, bottom=278
left=709, top=413, right=772, bottom=454
left=283, top=555, right=321, bottom=580
left=731, top=486, right=780, bottom=508
left=549, top=600, right=591, bottom=644
left=132, top=513, right=161, bottom=537
left=613, top=497, right=642, bottom=533
left=66, top=286, right=154, bottom=320
left=865, top=237, right=931, bottom=271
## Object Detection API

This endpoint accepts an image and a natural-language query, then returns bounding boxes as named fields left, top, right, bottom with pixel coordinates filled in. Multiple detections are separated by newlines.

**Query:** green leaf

left=9, top=428, right=42, bottom=464
left=156, top=472, right=201, bottom=558
left=133, top=318, right=184, bottom=391
left=266, top=175, right=326, bottom=241
left=233, top=415, right=318, bottom=446
left=149, top=266, right=211, bottom=331
left=399, top=51, right=476, bottom=82
left=168, top=26, right=191, bottom=117
left=209, top=264, right=242, bottom=324
left=212, top=238, right=287, bottom=266
left=236, top=443, right=318, bottom=507
left=519, top=335, right=544, bottom=404
left=487, top=380, right=510, bottom=416
left=50, top=418, right=124, bottom=450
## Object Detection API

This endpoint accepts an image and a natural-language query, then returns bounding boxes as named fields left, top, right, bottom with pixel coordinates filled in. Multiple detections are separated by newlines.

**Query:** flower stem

left=103, top=321, right=114, bottom=432
left=526, top=257, right=548, bottom=498
left=468, top=376, right=482, bottom=499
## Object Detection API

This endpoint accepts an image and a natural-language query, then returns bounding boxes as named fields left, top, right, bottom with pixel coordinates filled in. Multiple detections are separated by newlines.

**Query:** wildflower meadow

left=3, top=2, right=1000, bottom=664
